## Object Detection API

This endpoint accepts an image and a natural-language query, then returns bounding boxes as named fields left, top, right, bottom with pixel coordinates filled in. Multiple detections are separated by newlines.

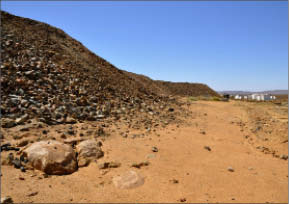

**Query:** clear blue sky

left=2, top=1, right=288, bottom=91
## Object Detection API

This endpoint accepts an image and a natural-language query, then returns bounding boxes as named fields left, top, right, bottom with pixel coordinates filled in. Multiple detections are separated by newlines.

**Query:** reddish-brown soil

left=1, top=100, right=288, bottom=203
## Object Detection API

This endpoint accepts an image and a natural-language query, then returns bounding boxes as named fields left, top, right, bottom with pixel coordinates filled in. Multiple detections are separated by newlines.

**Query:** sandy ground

left=1, top=100, right=288, bottom=203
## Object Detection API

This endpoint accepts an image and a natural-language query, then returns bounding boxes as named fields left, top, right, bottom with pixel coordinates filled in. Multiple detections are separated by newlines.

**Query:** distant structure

left=234, top=93, right=276, bottom=101
left=234, top=95, right=242, bottom=100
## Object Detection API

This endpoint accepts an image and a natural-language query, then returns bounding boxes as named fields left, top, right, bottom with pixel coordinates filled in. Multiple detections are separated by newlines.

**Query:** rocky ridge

left=1, top=11, right=218, bottom=129
left=0, top=11, right=190, bottom=129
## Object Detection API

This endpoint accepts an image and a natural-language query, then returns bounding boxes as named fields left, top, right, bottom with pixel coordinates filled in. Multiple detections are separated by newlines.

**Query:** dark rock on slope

left=1, top=11, right=218, bottom=127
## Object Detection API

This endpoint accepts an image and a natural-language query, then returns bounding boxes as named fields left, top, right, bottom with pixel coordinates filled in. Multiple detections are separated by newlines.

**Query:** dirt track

left=1, top=100, right=288, bottom=203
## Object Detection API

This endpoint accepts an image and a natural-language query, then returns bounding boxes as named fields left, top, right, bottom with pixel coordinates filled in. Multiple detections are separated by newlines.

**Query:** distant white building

left=234, top=93, right=276, bottom=101
left=270, top=95, right=276, bottom=100
left=250, top=94, right=274, bottom=101
left=234, top=95, right=242, bottom=100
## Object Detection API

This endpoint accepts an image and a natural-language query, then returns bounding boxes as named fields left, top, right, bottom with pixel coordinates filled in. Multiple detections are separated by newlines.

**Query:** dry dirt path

left=1, top=101, right=288, bottom=203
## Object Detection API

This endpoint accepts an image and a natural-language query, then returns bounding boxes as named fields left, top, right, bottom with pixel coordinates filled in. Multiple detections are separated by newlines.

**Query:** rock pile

left=0, top=11, right=196, bottom=130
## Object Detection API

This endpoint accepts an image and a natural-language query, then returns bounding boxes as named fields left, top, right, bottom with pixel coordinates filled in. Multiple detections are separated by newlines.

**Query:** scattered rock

left=98, top=161, right=121, bottom=169
left=168, top=108, right=174, bottom=112
left=20, top=166, right=26, bottom=172
left=12, top=158, right=21, bottom=169
left=1, top=118, right=16, bottom=128
left=15, top=114, right=29, bottom=124
left=65, top=117, right=77, bottom=124
left=1, top=143, right=20, bottom=152
left=227, top=166, right=234, bottom=172
left=27, top=191, right=38, bottom=197
left=76, top=140, right=104, bottom=167
left=19, top=176, right=25, bottom=180
left=131, top=161, right=150, bottom=169
left=1, top=196, right=13, bottom=203
left=113, top=170, right=145, bottom=189
left=169, top=178, right=179, bottom=184
left=204, top=146, right=211, bottom=151
left=22, top=140, right=77, bottom=175
left=17, top=139, right=29, bottom=147
left=281, top=155, right=288, bottom=160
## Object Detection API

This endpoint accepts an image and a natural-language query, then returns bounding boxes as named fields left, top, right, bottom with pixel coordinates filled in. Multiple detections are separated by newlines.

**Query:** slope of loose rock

left=1, top=11, right=186, bottom=127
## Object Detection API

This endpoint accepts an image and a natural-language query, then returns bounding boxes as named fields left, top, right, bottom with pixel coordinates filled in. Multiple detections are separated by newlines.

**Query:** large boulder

left=76, top=140, right=104, bottom=167
left=22, top=140, right=77, bottom=175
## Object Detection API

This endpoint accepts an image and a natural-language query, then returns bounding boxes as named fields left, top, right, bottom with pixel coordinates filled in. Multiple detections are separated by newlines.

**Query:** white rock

left=113, top=170, right=145, bottom=189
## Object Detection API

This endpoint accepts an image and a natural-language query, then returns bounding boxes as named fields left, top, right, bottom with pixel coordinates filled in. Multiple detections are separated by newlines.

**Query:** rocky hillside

left=155, top=81, right=219, bottom=97
left=124, top=71, right=219, bottom=97
left=1, top=11, right=217, bottom=127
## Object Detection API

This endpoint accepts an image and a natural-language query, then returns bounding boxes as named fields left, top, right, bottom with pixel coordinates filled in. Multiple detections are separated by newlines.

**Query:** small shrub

left=212, top=96, right=220, bottom=101
left=188, top=96, right=198, bottom=101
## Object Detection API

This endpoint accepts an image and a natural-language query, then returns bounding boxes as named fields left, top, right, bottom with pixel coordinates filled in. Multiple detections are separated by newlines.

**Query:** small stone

left=281, top=155, right=288, bottom=160
left=60, top=134, right=67, bottom=139
left=67, top=129, right=75, bottom=135
left=179, top=198, right=186, bottom=202
left=19, top=177, right=25, bottom=180
left=20, top=166, right=26, bottom=172
left=168, top=108, right=174, bottom=112
left=98, top=161, right=121, bottom=169
left=1, top=118, right=16, bottom=128
left=152, top=146, right=158, bottom=152
left=131, top=161, right=150, bottom=169
left=15, top=114, right=29, bottom=124
left=108, top=161, right=121, bottom=168
left=98, top=162, right=109, bottom=169
left=66, top=117, right=76, bottom=124
left=1, top=196, right=13, bottom=203
left=17, top=139, right=29, bottom=147
left=27, top=191, right=38, bottom=197
left=12, top=158, right=21, bottom=169
left=96, top=141, right=102, bottom=147
left=204, top=146, right=211, bottom=151
left=169, top=179, right=179, bottom=184
left=227, top=166, right=234, bottom=172
left=200, top=130, right=206, bottom=135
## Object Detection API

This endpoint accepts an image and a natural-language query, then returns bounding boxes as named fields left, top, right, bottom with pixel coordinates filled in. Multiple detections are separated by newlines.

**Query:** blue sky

left=2, top=1, right=288, bottom=91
